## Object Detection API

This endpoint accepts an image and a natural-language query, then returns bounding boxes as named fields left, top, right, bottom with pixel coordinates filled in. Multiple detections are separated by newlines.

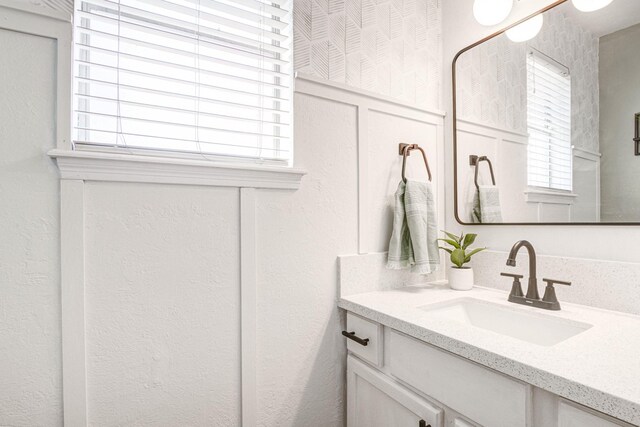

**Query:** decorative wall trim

left=295, top=73, right=446, bottom=255
left=457, top=119, right=529, bottom=142
left=295, top=73, right=447, bottom=118
left=49, top=149, right=307, bottom=190
left=525, top=189, right=578, bottom=205
left=0, top=1, right=73, bottom=151
left=240, top=188, right=257, bottom=427
left=573, top=146, right=601, bottom=221
left=573, top=146, right=602, bottom=161
left=60, top=179, right=87, bottom=426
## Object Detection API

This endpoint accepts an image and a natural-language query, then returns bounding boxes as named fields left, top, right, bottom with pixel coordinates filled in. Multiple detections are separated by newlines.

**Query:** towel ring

left=470, top=155, right=496, bottom=190
left=400, top=143, right=432, bottom=183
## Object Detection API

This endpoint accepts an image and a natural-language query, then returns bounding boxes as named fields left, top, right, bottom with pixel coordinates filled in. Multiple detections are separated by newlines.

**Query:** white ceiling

left=558, top=0, right=640, bottom=37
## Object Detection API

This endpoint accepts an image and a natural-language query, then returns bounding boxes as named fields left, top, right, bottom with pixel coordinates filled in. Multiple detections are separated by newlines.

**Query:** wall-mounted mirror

left=453, top=0, right=640, bottom=224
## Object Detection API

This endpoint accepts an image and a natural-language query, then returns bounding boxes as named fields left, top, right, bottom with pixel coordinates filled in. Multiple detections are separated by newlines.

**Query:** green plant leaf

left=438, top=247, right=453, bottom=254
left=451, top=248, right=466, bottom=268
left=464, top=247, right=486, bottom=263
left=436, top=238, right=461, bottom=249
left=462, top=233, right=477, bottom=249
left=443, top=231, right=461, bottom=243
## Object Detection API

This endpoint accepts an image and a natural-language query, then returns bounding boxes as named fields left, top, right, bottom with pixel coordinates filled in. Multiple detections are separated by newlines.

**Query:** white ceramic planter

left=448, top=266, right=474, bottom=291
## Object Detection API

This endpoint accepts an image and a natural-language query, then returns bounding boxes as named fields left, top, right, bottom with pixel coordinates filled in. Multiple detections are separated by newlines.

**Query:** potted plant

left=438, top=231, right=486, bottom=291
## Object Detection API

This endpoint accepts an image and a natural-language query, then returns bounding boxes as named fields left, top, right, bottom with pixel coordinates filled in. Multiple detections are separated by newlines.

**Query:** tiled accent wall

left=294, top=0, right=442, bottom=109
left=456, top=5, right=599, bottom=152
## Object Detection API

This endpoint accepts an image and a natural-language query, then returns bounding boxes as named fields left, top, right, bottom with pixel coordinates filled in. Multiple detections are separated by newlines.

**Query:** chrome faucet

left=501, top=240, right=571, bottom=311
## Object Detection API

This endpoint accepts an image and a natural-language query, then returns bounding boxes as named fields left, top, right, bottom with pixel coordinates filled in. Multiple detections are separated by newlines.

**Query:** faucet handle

left=542, top=278, right=571, bottom=287
left=541, top=278, right=571, bottom=309
left=501, top=272, right=524, bottom=298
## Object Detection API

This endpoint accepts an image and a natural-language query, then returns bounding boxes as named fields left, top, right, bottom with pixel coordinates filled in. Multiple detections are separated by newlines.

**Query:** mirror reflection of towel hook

left=470, top=155, right=496, bottom=190
left=399, top=143, right=432, bottom=183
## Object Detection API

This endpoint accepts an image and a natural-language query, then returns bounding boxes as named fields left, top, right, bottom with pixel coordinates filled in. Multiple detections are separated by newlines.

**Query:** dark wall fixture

left=635, top=113, right=640, bottom=156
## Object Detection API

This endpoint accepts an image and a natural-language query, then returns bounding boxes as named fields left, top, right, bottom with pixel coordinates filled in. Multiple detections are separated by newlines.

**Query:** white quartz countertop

left=338, top=284, right=640, bottom=425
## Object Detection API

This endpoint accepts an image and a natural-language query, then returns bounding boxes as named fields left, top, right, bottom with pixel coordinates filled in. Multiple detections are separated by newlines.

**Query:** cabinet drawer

left=348, top=355, right=443, bottom=427
left=389, top=330, right=531, bottom=427
left=344, top=312, right=383, bottom=367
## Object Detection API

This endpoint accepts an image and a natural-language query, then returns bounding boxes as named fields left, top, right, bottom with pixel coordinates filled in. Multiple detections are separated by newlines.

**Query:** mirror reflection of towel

left=387, top=180, right=440, bottom=274
left=472, top=185, right=503, bottom=223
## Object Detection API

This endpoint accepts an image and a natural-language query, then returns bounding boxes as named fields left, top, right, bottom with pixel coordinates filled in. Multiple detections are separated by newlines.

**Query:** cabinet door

left=452, top=419, right=477, bottom=427
left=347, top=355, right=443, bottom=427
left=558, top=401, right=628, bottom=427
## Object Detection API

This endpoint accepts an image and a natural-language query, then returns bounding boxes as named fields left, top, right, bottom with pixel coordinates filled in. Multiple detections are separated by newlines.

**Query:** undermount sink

left=418, top=298, right=592, bottom=346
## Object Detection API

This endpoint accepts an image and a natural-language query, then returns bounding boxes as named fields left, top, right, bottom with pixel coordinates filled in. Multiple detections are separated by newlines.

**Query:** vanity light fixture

left=473, top=0, right=514, bottom=26
left=571, top=0, right=614, bottom=12
left=506, top=14, right=543, bottom=42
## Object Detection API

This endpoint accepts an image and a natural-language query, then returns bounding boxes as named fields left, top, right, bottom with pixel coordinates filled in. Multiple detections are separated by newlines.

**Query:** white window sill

left=48, top=149, right=306, bottom=190
left=525, top=189, right=577, bottom=205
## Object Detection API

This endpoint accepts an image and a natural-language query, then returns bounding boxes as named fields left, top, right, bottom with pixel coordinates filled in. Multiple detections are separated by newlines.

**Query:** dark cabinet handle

left=341, top=331, right=369, bottom=346
left=419, top=420, right=430, bottom=427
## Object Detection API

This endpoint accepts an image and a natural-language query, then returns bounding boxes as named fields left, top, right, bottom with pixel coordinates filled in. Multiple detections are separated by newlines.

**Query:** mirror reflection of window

left=526, top=50, right=572, bottom=192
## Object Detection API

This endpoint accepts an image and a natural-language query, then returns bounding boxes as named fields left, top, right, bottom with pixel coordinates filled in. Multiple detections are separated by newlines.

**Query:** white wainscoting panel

left=0, top=22, right=64, bottom=425
left=83, top=182, right=243, bottom=425
left=296, top=73, right=446, bottom=257
left=294, top=75, right=447, bottom=298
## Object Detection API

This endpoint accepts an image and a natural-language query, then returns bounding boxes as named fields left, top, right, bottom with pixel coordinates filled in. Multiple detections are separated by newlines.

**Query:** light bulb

left=571, top=0, right=614, bottom=12
left=506, top=14, right=544, bottom=42
left=473, top=0, right=514, bottom=26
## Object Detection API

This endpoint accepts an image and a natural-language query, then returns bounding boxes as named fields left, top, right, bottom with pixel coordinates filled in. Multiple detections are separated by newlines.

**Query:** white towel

left=387, top=180, right=440, bottom=274
left=472, top=185, right=503, bottom=223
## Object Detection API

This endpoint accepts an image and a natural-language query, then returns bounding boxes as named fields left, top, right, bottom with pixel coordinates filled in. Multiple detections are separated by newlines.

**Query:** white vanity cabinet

left=344, top=312, right=634, bottom=427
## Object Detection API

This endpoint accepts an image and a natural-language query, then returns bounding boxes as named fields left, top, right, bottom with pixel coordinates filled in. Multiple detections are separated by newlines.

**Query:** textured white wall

left=0, top=28, right=63, bottom=426
left=83, top=182, right=242, bottom=426
left=255, top=93, right=359, bottom=426
left=294, top=0, right=442, bottom=109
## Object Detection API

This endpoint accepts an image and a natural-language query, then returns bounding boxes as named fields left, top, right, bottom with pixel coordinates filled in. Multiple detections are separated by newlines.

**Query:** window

left=526, top=49, right=572, bottom=191
left=73, top=0, right=292, bottom=165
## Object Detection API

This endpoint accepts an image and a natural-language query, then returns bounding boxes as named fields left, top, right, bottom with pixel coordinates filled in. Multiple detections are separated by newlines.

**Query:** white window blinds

left=73, top=0, right=292, bottom=164
left=526, top=49, right=572, bottom=191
